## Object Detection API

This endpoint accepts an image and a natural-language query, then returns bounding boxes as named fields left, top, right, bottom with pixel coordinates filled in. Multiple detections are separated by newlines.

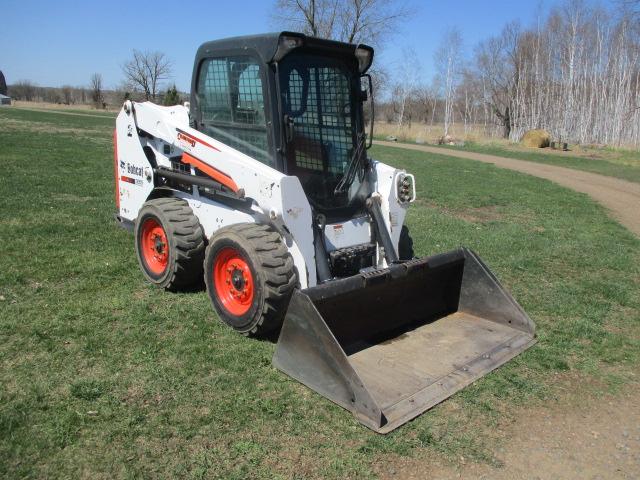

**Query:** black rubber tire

left=398, top=224, right=415, bottom=260
left=204, top=223, right=297, bottom=337
left=134, top=198, right=205, bottom=291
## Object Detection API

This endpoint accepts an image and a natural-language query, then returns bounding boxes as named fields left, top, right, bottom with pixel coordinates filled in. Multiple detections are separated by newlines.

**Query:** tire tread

left=135, top=198, right=205, bottom=290
left=204, top=223, right=297, bottom=337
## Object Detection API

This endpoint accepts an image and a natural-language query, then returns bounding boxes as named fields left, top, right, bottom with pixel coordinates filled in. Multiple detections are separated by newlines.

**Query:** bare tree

left=9, top=80, right=37, bottom=101
left=61, top=85, right=73, bottom=105
left=272, top=0, right=410, bottom=49
left=272, top=0, right=412, bottom=100
left=466, top=0, right=640, bottom=146
left=90, top=73, right=104, bottom=108
left=457, top=69, right=484, bottom=134
left=41, top=87, right=60, bottom=104
left=122, top=50, right=172, bottom=101
left=410, top=85, right=433, bottom=124
left=392, top=48, right=421, bottom=132
left=618, top=0, right=640, bottom=18
left=474, top=22, right=521, bottom=138
left=435, top=28, right=463, bottom=136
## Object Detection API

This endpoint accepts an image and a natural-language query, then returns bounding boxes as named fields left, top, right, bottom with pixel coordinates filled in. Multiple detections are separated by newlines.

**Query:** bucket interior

left=309, top=253, right=466, bottom=353
left=346, top=312, right=526, bottom=415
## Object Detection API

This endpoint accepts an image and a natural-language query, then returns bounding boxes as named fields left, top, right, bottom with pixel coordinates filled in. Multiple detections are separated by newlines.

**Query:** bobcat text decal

left=119, top=160, right=144, bottom=186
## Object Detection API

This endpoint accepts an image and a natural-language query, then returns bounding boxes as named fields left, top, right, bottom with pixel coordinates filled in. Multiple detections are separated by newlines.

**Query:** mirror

left=362, top=74, right=374, bottom=149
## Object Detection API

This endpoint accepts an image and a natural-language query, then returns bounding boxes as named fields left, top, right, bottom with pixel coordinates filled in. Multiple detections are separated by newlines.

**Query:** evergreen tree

left=163, top=85, right=180, bottom=106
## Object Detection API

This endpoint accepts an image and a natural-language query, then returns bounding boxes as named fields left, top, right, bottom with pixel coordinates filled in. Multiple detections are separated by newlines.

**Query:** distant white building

left=0, top=94, right=11, bottom=106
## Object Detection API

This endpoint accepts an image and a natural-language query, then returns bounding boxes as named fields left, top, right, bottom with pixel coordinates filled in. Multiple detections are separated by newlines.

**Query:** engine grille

left=329, top=243, right=376, bottom=278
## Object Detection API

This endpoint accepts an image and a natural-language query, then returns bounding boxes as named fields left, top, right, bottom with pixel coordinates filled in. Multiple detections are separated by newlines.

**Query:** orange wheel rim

left=140, top=217, right=168, bottom=275
left=213, top=247, right=254, bottom=316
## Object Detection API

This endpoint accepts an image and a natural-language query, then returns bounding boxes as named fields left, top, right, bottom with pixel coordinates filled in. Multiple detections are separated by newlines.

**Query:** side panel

left=273, top=291, right=385, bottom=431
left=278, top=176, right=315, bottom=289
left=179, top=194, right=256, bottom=237
left=115, top=110, right=155, bottom=220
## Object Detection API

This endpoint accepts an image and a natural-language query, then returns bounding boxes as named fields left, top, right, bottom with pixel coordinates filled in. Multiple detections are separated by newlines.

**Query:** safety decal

left=176, top=128, right=220, bottom=152
left=177, top=131, right=195, bottom=150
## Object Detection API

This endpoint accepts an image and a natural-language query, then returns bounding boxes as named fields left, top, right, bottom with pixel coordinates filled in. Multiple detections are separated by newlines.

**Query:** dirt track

left=375, top=141, right=640, bottom=237
left=377, top=383, right=640, bottom=479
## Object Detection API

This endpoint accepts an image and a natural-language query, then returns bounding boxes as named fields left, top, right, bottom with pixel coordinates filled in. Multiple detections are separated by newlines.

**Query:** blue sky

left=0, top=0, right=617, bottom=92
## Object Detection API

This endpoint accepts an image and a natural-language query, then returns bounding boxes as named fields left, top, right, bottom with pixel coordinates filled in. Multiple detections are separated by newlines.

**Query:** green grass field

left=435, top=141, right=640, bottom=183
left=1, top=107, right=639, bottom=478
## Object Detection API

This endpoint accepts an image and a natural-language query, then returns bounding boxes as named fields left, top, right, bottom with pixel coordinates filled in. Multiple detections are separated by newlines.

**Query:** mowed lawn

left=1, top=107, right=639, bottom=479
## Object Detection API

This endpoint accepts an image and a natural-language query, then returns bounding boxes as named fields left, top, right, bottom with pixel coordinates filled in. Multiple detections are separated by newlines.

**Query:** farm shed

left=0, top=94, right=11, bottom=106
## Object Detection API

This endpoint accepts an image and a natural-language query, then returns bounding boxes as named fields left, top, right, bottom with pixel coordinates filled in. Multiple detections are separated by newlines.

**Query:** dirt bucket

left=273, top=247, right=536, bottom=433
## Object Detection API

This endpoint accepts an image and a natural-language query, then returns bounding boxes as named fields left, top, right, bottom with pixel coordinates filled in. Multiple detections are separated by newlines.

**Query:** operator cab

left=190, top=32, right=374, bottom=220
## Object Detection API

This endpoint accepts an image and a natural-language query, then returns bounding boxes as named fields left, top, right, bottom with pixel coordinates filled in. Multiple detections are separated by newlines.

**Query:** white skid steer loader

left=113, top=32, right=536, bottom=433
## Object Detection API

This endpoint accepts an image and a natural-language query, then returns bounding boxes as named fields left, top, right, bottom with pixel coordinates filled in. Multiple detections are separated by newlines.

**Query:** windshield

left=279, top=53, right=366, bottom=211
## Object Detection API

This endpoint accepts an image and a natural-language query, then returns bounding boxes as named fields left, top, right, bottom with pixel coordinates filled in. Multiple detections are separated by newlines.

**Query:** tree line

left=379, top=1, right=640, bottom=147
left=8, top=50, right=181, bottom=108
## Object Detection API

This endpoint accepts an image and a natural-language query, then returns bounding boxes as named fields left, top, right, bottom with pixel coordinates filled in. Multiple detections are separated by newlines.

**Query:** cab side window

left=197, top=56, right=272, bottom=166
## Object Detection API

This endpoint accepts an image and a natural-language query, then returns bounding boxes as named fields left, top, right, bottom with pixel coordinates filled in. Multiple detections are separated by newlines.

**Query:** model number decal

left=121, top=175, right=143, bottom=186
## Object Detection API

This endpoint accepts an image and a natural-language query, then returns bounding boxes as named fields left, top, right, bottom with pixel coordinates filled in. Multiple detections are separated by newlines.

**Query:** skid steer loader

left=113, top=32, right=536, bottom=433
